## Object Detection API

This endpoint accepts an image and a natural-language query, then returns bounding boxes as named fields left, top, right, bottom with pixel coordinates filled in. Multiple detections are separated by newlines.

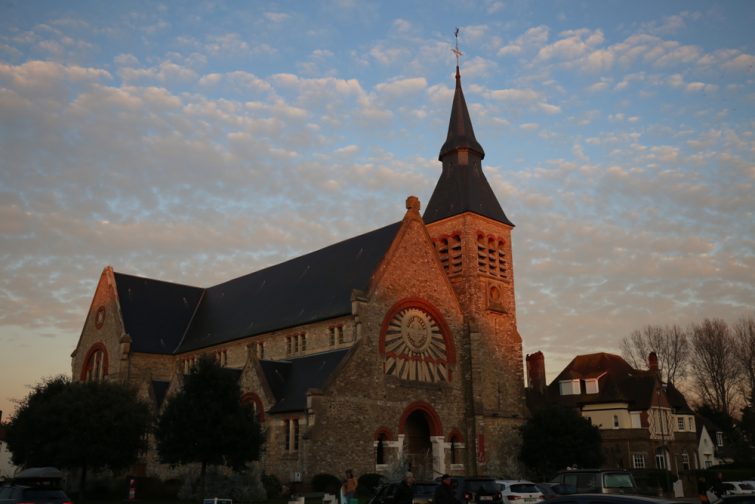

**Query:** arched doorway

left=404, top=410, right=432, bottom=479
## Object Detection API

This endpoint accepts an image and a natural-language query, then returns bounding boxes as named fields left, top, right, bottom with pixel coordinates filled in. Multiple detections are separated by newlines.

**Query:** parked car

left=368, top=481, right=440, bottom=504
left=495, top=480, right=542, bottom=504
left=0, top=486, right=72, bottom=504
left=707, top=481, right=755, bottom=502
left=439, top=477, right=503, bottom=504
left=720, top=496, right=755, bottom=504
left=538, top=495, right=673, bottom=504
left=461, top=478, right=504, bottom=504
left=0, top=467, right=71, bottom=504
left=534, top=483, right=577, bottom=500
left=550, top=469, right=638, bottom=495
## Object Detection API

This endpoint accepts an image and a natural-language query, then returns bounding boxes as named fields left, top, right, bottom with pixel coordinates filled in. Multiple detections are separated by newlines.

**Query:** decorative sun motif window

left=380, top=300, right=454, bottom=383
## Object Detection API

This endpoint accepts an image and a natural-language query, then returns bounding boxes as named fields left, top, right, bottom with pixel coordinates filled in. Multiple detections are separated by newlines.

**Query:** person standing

left=395, top=472, right=415, bottom=504
left=342, top=470, right=358, bottom=504
left=433, top=474, right=460, bottom=504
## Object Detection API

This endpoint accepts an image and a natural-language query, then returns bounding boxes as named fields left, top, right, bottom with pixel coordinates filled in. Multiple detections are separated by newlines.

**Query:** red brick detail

left=374, top=427, right=393, bottom=441
left=79, top=342, right=109, bottom=381
left=447, top=427, right=464, bottom=442
left=398, top=400, right=443, bottom=436
left=241, top=392, right=265, bottom=422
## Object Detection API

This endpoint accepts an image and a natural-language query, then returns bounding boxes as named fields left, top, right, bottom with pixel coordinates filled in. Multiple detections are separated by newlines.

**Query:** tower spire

left=438, top=31, right=485, bottom=162
left=423, top=34, right=512, bottom=226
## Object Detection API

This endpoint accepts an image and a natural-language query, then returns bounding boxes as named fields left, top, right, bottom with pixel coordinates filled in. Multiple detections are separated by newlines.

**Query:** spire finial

left=452, top=27, right=463, bottom=68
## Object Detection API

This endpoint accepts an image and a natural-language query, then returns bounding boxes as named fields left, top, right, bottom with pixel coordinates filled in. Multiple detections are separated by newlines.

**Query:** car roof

left=546, top=494, right=673, bottom=504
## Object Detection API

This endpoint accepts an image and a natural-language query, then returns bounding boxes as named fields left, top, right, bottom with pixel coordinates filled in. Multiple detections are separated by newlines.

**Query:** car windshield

left=604, top=473, right=635, bottom=489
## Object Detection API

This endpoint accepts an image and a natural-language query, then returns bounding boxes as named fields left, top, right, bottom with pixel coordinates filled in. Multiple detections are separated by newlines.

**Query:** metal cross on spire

left=452, top=27, right=463, bottom=67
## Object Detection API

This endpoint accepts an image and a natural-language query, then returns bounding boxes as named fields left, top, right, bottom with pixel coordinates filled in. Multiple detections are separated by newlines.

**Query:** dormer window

left=585, top=378, right=599, bottom=394
left=559, top=379, right=580, bottom=395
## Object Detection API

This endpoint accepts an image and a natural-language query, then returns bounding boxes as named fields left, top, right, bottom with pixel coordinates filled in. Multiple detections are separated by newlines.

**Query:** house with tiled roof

left=71, top=65, right=528, bottom=483
left=526, top=351, right=699, bottom=497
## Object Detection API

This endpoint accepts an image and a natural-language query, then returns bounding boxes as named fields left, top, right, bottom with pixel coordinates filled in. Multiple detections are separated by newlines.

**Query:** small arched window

left=80, top=343, right=109, bottom=382
left=240, top=392, right=265, bottom=423
left=376, top=432, right=386, bottom=465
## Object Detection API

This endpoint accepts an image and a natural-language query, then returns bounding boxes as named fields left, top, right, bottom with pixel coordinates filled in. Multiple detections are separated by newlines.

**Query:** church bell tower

left=424, top=65, right=526, bottom=473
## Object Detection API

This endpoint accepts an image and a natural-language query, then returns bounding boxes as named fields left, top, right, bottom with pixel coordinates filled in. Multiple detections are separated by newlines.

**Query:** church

left=71, top=65, right=527, bottom=483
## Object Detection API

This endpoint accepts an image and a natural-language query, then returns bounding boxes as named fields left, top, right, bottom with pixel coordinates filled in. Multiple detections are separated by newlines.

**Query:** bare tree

left=733, top=315, right=755, bottom=404
left=689, top=318, right=741, bottom=417
left=621, top=324, right=689, bottom=384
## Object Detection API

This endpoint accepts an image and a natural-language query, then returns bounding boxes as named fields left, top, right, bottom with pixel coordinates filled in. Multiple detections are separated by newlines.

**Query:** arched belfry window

left=80, top=342, right=109, bottom=382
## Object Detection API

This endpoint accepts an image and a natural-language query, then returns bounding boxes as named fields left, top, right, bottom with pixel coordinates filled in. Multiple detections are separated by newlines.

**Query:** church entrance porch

left=399, top=401, right=444, bottom=480
left=405, top=410, right=432, bottom=479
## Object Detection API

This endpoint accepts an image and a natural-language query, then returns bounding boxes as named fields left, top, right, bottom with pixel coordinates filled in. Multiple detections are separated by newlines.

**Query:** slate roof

left=113, top=222, right=400, bottom=355
left=115, top=273, right=204, bottom=354
left=259, top=349, right=350, bottom=413
left=438, top=67, right=485, bottom=160
left=423, top=68, right=514, bottom=227
left=177, top=221, right=400, bottom=352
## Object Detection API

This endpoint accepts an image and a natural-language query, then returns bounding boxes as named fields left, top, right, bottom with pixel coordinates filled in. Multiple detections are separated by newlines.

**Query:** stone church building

left=71, top=66, right=527, bottom=483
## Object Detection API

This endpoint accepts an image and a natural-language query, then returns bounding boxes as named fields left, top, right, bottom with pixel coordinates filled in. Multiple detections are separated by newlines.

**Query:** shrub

left=262, top=473, right=283, bottom=499
left=311, top=473, right=341, bottom=494
left=357, top=473, right=387, bottom=497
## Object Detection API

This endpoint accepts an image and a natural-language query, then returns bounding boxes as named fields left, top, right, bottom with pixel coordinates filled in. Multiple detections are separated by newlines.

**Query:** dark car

left=535, top=483, right=577, bottom=500
left=368, top=481, right=440, bottom=504
left=720, top=496, right=755, bottom=504
left=0, top=486, right=72, bottom=504
left=0, top=467, right=71, bottom=504
left=465, top=479, right=503, bottom=504
left=550, top=470, right=638, bottom=495
left=537, top=494, right=673, bottom=504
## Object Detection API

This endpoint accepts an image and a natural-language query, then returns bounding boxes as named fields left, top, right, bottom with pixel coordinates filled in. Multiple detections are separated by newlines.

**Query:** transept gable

left=363, top=196, right=462, bottom=317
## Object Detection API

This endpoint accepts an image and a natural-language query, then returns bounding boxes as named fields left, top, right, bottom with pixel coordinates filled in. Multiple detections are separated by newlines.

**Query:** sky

left=0, top=0, right=753, bottom=419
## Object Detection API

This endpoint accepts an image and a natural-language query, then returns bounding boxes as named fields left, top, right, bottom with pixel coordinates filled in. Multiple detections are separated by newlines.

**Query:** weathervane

left=452, top=27, right=463, bottom=67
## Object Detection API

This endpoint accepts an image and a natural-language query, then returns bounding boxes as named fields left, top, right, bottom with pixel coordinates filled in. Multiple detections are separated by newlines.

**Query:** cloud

left=498, top=25, right=549, bottom=57
left=375, top=77, right=427, bottom=97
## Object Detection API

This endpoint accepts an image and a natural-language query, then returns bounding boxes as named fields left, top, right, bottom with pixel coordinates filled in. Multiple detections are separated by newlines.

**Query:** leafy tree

left=154, top=355, right=263, bottom=496
left=6, top=376, right=151, bottom=496
left=519, top=405, right=603, bottom=481
left=621, top=324, right=689, bottom=385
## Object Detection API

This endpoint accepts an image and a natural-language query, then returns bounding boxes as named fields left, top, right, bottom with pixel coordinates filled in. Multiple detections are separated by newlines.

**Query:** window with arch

left=376, top=432, right=386, bottom=465
left=373, top=428, right=392, bottom=466
left=449, top=431, right=463, bottom=465
left=476, top=233, right=507, bottom=279
left=433, top=232, right=462, bottom=276
left=81, top=343, right=108, bottom=382
left=241, top=393, right=265, bottom=423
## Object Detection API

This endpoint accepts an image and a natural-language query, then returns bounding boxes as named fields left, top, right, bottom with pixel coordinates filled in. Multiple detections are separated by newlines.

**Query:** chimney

left=526, top=351, right=546, bottom=393
left=648, top=352, right=659, bottom=374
